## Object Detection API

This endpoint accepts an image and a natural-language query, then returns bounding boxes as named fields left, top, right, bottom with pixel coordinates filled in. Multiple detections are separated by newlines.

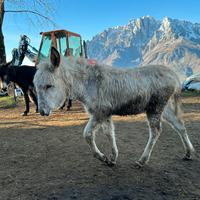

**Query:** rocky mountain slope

left=87, top=16, right=200, bottom=80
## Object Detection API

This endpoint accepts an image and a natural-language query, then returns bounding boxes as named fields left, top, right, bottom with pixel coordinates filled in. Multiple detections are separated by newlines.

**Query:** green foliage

left=0, top=96, right=17, bottom=109
left=181, top=90, right=200, bottom=97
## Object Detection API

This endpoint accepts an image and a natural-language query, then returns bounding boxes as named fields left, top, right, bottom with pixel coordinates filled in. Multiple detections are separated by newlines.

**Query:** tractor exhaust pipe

left=83, top=40, right=88, bottom=59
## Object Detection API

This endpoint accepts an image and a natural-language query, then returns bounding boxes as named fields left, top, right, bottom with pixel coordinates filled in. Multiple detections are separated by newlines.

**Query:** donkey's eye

left=45, top=85, right=53, bottom=89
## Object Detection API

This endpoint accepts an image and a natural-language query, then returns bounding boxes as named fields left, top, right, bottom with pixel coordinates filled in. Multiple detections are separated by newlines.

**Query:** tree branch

left=5, top=9, right=56, bottom=26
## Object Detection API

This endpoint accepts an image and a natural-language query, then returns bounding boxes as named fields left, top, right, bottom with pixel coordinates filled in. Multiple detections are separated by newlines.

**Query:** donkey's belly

left=111, top=97, right=145, bottom=116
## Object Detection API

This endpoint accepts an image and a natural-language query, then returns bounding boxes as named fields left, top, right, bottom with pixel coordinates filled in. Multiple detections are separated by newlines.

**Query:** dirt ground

left=0, top=96, right=200, bottom=200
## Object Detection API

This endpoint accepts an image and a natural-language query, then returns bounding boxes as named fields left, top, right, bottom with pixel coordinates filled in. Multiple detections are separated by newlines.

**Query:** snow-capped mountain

left=87, top=16, right=200, bottom=80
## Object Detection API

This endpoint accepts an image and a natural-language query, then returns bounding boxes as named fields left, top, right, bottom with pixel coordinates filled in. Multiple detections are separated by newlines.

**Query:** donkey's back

left=8, top=65, right=36, bottom=87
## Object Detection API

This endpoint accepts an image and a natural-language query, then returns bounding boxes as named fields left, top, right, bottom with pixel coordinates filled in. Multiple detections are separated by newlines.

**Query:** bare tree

left=0, top=0, right=6, bottom=64
left=0, top=0, right=56, bottom=64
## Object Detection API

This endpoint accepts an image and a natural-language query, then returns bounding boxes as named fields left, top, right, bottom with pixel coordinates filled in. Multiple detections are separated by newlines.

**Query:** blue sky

left=3, top=0, right=200, bottom=64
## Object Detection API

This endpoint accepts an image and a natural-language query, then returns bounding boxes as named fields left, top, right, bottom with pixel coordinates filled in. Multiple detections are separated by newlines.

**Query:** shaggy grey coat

left=33, top=47, right=194, bottom=167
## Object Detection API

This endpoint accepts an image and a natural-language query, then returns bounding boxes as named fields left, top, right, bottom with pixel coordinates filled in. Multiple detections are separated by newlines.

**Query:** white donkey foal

left=33, top=47, right=195, bottom=167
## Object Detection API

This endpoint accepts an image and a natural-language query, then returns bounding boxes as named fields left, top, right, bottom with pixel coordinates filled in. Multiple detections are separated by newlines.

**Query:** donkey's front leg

left=83, top=116, right=109, bottom=165
left=103, top=118, right=118, bottom=165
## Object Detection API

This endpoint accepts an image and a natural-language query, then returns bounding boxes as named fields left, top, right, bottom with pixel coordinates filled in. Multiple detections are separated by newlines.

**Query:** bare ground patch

left=0, top=97, right=200, bottom=200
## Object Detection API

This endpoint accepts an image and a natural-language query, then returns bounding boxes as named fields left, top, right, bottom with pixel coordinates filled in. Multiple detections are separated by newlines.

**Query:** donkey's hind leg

left=22, top=89, right=30, bottom=116
left=162, top=102, right=195, bottom=160
left=83, top=116, right=110, bottom=165
left=136, top=113, right=162, bottom=167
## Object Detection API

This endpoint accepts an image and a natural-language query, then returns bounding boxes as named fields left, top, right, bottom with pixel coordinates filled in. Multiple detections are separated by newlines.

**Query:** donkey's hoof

left=22, top=112, right=28, bottom=116
left=182, top=155, right=192, bottom=161
left=103, top=155, right=116, bottom=167
left=105, top=158, right=116, bottom=167
left=109, top=154, right=117, bottom=163
left=135, top=161, right=145, bottom=168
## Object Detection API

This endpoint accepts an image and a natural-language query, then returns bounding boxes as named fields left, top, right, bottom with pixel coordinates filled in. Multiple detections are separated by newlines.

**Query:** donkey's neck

left=60, top=57, right=87, bottom=101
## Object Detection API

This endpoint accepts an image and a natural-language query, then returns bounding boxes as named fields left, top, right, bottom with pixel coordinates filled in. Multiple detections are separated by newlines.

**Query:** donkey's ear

left=50, top=46, right=60, bottom=68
